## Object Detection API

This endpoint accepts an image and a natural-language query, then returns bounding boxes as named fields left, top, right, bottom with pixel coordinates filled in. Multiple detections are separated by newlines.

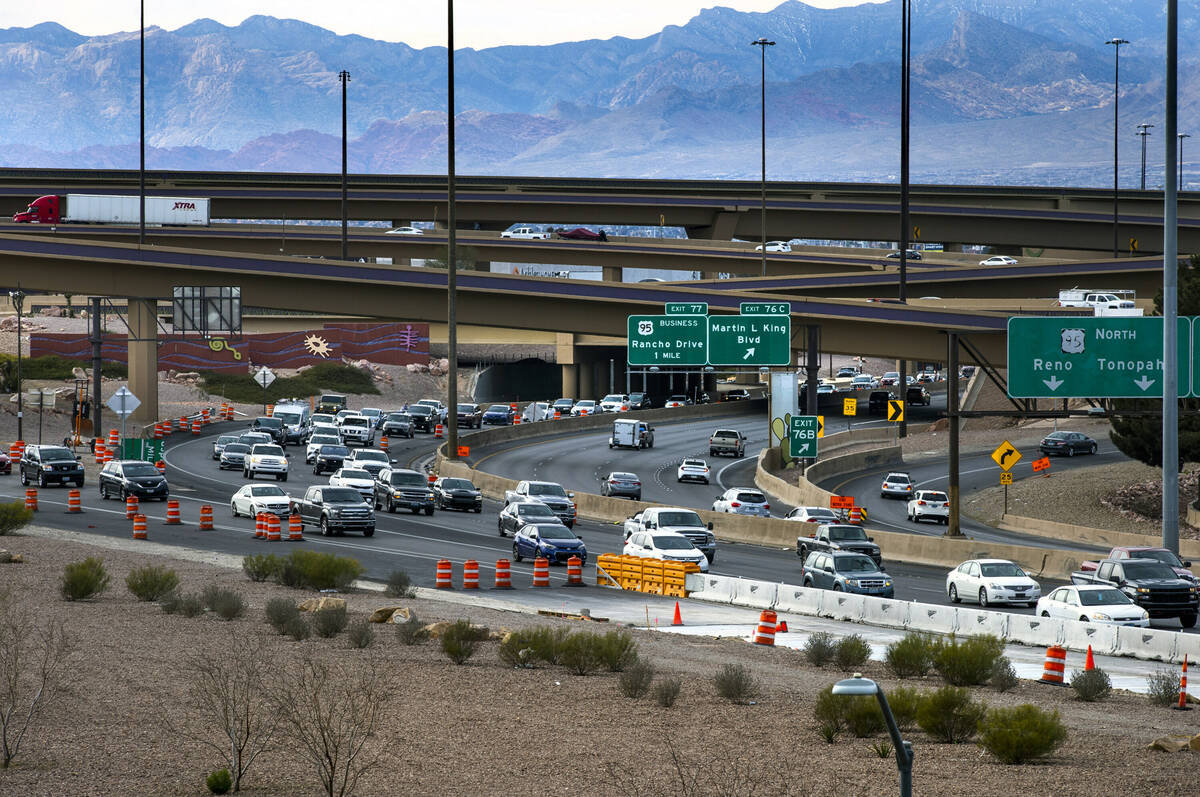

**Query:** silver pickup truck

left=708, top=428, right=746, bottom=457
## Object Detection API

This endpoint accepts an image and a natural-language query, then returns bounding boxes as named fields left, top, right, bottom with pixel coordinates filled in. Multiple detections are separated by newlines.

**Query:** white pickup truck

left=501, top=226, right=551, bottom=240
left=1056, top=289, right=1142, bottom=316
left=622, top=507, right=716, bottom=563
left=504, top=480, right=577, bottom=527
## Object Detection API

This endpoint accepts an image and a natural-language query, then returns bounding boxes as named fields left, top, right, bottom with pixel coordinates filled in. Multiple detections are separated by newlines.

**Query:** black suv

left=906, top=386, right=932, bottom=406
left=20, top=445, right=84, bottom=488
left=407, top=405, right=435, bottom=432
left=249, top=416, right=287, bottom=444
left=98, top=459, right=169, bottom=501
left=867, top=391, right=893, bottom=415
left=374, top=467, right=436, bottom=515
left=312, top=444, right=350, bottom=475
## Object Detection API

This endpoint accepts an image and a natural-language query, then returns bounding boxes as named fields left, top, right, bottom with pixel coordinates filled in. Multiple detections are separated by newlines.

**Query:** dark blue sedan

left=482, top=404, right=515, bottom=426
left=512, top=523, right=587, bottom=565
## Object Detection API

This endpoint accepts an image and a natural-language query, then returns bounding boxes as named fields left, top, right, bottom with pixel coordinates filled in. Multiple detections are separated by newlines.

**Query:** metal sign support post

left=947, top=332, right=961, bottom=537
left=1163, top=0, right=1180, bottom=554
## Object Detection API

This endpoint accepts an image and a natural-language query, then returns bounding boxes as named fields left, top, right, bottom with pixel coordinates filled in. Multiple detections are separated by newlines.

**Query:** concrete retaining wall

left=999, top=513, right=1200, bottom=566
left=753, top=425, right=901, bottom=509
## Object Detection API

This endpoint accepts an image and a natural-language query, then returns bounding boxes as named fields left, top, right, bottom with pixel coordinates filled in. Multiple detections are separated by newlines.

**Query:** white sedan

left=570, top=400, right=597, bottom=416
left=306, top=434, right=341, bottom=463
left=906, top=490, right=949, bottom=524
left=755, top=241, right=792, bottom=253
left=328, top=468, right=375, bottom=502
left=623, top=530, right=709, bottom=572
left=946, top=559, right=1041, bottom=607
left=385, top=226, right=424, bottom=235
left=784, top=506, right=839, bottom=524
left=230, top=484, right=292, bottom=518
left=979, top=255, right=1018, bottom=266
left=1035, top=585, right=1150, bottom=626
left=676, top=458, right=711, bottom=484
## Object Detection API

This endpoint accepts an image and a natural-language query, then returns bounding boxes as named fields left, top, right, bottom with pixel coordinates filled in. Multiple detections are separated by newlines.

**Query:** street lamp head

left=1106, top=37, right=1128, bottom=46
left=832, top=674, right=879, bottom=696
left=750, top=38, right=776, bottom=46
left=1181, top=133, right=1192, bottom=140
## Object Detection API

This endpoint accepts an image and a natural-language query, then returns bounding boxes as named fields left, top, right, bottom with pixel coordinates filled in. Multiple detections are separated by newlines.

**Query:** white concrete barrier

left=953, top=607, right=1010, bottom=640
left=774, top=585, right=823, bottom=616
left=1172, top=631, right=1200, bottom=664
left=1006, top=615, right=1065, bottom=649
left=731, top=579, right=778, bottom=610
left=907, top=604, right=960, bottom=635
left=1117, top=626, right=1179, bottom=663
left=860, top=597, right=911, bottom=631
left=820, top=592, right=866, bottom=623
left=687, top=574, right=737, bottom=604
left=1061, top=620, right=1121, bottom=657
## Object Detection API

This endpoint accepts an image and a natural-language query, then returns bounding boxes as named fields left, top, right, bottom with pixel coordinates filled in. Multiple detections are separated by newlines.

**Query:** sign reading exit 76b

left=1007, top=317, right=1191, bottom=398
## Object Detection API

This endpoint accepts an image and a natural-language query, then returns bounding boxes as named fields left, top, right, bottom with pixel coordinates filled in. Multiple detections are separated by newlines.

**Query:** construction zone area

left=2, top=526, right=1200, bottom=796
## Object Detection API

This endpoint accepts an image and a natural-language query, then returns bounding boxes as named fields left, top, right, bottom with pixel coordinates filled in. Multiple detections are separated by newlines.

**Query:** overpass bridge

left=1, top=169, right=1196, bottom=254
left=0, top=232, right=1010, bottom=425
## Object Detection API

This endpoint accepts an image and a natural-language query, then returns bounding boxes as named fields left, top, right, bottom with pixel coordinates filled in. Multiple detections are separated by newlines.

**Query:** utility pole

left=1137, top=123, right=1154, bottom=190
left=339, top=70, right=351, bottom=261
left=897, top=0, right=912, bottom=438
left=139, top=0, right=145, bottom=247
left=751, top=38, right=774, bottom=278
left=1106, top=38, right=1128, bottom=257
left=1163, top=1, right=1179, bottom=554
left=9, top=289, right=24, bottom=441
left=446, top=2, right=459, bottom=461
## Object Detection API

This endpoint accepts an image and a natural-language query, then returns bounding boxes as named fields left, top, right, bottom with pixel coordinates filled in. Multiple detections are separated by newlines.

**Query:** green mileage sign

left=626, top=315, right=708, bottom=365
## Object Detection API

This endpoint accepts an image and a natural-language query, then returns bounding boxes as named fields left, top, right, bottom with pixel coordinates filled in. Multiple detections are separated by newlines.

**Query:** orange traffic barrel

left=9, top=442, right=21, bottom=461
left=265, top=404, right=274, bottom=417
left=565, top=556, right=584, bottom=587
left=101, top=446, right=113, bottom=464
left=198, top=504, right=214, bottom=530
left=753, top=610, right=777, bottom=646
left=266, top=514, right=281, bottom=541
left=379, top=435, right=389, bottom=451
left=254, top=512, right=266, bottom=539
left=165, top=499, right=181, bottom=525
left=427, top=473, right=436, bottom=485
left=201, top=408, right=211, bottom=424
left=434, top=424, right=444, bottom=439
left=152, top=422, right=162, bottom=439
left=12, top=440, right=25, bottom=457
left=178, top=416, right=187, bottom=431
left=93, top=440, right=106, bottom=464
left=513, top=415, right=521, bottom=425
left=288, top=513, right=304, bottom=540
left=108, top=429, right=119, bottom=448
left=191, top=419, right=201, bottom=435
left=532, top=557, right=550, bottom=588
left=494, top=558, right=513, bottom=589
left=463, top=559, right=480, bottom=589
left=67, top=489, right=82, bottom=513
left=435, top=559, right=453, bottom=589
left=848, top=506, right=863, bottom=524
left=132, top=513, right=148, bottom=540
left=1040, top=646, right=1067, bottom=685
left=24, top=488, right=37, bottom=512
left=553, top=410, right=561, bottom=420
left=125, top=495, right=139, bottom=520
left=155, top=460, right=166, bottom=474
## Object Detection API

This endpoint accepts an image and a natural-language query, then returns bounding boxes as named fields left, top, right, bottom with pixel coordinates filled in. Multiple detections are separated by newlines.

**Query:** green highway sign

left=121, top=438, right=165, bottom=463
left=739, top=301, right=790, bottom=316
left=626, top=315, right=708, bottom=366
left=1007, top=317, right=1191, bottom=398
left=789, top=415, right=820, bottom=458
left=708, top=314, right=791, bottom=366
left=665, top=302, right=707, bottom=315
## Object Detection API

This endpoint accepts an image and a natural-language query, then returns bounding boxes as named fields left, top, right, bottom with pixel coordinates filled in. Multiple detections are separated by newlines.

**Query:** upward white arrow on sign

left=1042, top=376, right=1064, bottom=391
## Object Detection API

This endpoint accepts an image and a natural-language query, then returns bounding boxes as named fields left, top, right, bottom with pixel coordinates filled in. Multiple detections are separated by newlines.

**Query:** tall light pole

left=9, top=290, right=23, bottom=442
left=446, top=2, right=459, bottom=460
left=139, top=0, right=145, bottom=246
left=1106, top=37, right=1128, bottom=257
left=1179, top=133, right=1190, bottom=191
left=751, top=37, right=774, bottom=278
left=338, top=70, right=351, bottom=261
left=1163, top=0, right=1180, bottom=555
left=897, top=0, right=912, bottom=440
left=1137, top=123, right=1154, bottom=190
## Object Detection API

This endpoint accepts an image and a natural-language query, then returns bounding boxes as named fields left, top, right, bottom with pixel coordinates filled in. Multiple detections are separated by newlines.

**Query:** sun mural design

left=303, top=334, right=332, bottom=358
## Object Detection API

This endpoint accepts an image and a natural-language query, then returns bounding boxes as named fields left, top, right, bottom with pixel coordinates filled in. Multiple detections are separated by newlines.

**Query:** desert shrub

left=819, top=724, right=838, bottom=744
left=1147, top=667, right=1182, bottom=707
left=990, top=656, right=1020, bottom=692
left=206, top=768, right=232, bottom=794
left=870, top=741, right=893, bottom=759
left=284, top=615, right=311, bottom=641
left=346, top=619, right=375, bottom=649
left=177, top=593, right=206, bottom=618
left=977, top=704, right=1068, bottom=764
left=498, top=629, right=541, bottom=668
left=886, top=686, right=924, bottom=732
left=932, top=634, right=1004, bottom=686
left=916, top=686, right=986, bottom=743
left=559, top=632, right=602, bottom=676
left=271, top=550, right=363, bottom=591
left=394, top=615, right=426, bottom=646
left=803, top=631, right=837, bottom=667
left=441, top=619, right=479, bottom=665
left=618, top=661, right=655, bottom=699
left=813, top=685, right=844, bottom=730
left=125, top=565, right=180, bottom=601
left=241, top=554, right=280, bottom=583
left=1070, top=668, right=1112, bottom=702
left=595, top=629, right=638, bottom=672
left=384, top=569, right=416, bottom=598
left=843, top=695, right=885, bottom=738
left=264, top=597, right=300, bottom=633
left=311, top=605, right=348, bottom=638
left=835, top=635, right=872, bottom=670
left=60, top=557, right=110, bottom=601
left=713, top=663, right=759, bottom=704
left=160, top=591, right=184, bottom=615
left=0, top=501, right=34, bottom=535
left=201, top=586, right=246, bottom=621
left=885, top=632, right=935, bottom=678
left=654, top=675, right=682, bottom=707
left=524, top=626, right=568, bottom=665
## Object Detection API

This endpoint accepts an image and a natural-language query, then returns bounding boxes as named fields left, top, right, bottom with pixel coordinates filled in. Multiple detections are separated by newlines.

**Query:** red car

left=0, top=451, right=10, bottom=475
left=558, top=227, right=607, bottom=241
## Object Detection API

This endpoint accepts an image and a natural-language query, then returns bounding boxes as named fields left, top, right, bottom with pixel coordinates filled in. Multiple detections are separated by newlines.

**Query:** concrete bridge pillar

left=602, top=265, right=623, bottom=282
left=556, top=333, right=577, bottom=399
left=689, top=210, right=740, bottom=241
left=127, top=298, right=159, bottom=427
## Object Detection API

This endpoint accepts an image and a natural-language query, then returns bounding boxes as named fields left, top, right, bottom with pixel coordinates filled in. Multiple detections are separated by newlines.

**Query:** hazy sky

left=10, top=1, right=881, bottom=49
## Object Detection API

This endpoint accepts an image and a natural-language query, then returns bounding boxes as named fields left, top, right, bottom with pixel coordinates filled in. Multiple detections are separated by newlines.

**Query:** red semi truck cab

left=13, top=195, right=60, bottom=223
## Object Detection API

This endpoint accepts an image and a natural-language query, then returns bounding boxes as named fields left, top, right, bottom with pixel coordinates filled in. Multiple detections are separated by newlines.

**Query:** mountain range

left=0, top=0, right=1194, bottom=185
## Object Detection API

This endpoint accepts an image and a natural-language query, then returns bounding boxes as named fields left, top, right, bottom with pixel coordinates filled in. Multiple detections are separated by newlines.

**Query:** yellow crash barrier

left=595, top=554, right=700, bottom=597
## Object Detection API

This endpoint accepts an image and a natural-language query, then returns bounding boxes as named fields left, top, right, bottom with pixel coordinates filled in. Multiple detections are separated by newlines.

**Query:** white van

left=272, top=403, right=311, bottom=445
left=609, top=418, right=654, bottom=450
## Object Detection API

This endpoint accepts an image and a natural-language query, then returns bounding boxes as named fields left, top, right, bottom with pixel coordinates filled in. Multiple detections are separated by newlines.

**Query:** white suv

left=623, top=531, right=709, bottom=572
left=245, top=444, right=289, bottom=482
left=338, top=415, right=374, bottom=447
left=907, top=490, right=949, bottom=524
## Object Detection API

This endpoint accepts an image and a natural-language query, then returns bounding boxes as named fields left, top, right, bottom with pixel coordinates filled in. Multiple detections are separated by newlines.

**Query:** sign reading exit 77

left=1007, top=317, right=1191, bottom=398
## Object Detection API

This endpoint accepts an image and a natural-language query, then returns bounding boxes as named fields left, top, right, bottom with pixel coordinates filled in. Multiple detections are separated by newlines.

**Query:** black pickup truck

left=796, top=523, right=882, bottom=567
left=1071, top=558, right=1199, bottom=627
left=292, top=485, right=375, bottom=537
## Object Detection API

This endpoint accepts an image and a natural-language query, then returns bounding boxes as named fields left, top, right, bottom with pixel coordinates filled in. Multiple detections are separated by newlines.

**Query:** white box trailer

left=64, top=194, right=210, bottom=226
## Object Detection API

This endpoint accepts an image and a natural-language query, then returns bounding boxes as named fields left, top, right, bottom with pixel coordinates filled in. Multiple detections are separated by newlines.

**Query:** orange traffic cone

left=1176, top=655, right=1192, bottom=711
left=1085, top=645, right=1095, bottom=672
left=671, top=601, right=683, bottom=626
left=776, top=620, right=789, bottom=634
